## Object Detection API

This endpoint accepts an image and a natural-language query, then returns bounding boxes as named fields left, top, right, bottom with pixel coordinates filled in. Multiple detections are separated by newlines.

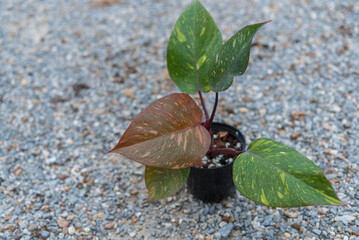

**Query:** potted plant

left=109, top=0, right=344, bottom=207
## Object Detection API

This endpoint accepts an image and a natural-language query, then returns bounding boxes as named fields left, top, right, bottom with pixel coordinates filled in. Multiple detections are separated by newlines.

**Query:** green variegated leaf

left=145, top=166, right=189, bottom=202
left=233, top=138, right=343, bottom=207
left=109, top=93, right=211, bottom=169
left=167, top=0, right=222, bottom=94
left=209, top=21, right=269, bottom=92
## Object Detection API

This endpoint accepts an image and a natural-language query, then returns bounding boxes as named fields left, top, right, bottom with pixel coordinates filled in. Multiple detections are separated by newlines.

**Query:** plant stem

left=198, top=91, right=209, bottom=120
left=207, top=148, right=246, bottom=157
left=204, top=92, right=218, bottom=130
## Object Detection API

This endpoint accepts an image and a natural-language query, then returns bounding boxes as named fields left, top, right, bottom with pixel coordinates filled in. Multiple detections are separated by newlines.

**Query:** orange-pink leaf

left=109, top=93, right=211, bottom=169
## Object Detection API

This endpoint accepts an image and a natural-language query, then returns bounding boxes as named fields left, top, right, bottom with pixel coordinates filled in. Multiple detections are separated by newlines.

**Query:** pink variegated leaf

left=109, top=93, right=210, bottom=169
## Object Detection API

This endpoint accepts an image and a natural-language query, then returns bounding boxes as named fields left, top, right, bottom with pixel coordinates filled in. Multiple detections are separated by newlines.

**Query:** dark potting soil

left=201, top=130, right=242, bottom=169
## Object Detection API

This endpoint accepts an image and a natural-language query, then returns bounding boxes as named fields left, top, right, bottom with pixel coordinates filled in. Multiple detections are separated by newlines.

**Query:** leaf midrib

left=192, top=2, right=200, bottom=91
left=121, top=123, right=205, bottom=147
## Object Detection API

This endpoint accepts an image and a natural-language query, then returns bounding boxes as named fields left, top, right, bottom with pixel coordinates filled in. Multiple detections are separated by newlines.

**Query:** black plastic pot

left=187, top=122, right=246, bottom=203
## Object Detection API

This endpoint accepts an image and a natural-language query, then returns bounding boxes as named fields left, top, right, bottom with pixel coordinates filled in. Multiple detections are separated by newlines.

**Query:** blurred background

left=0, top=0, right=358, bottom=239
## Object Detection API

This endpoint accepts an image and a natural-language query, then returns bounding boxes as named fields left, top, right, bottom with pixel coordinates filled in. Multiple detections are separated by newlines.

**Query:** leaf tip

left=143, top=197, right=162, bottom=205
left=340, top=202, right=349, bottom=207
left=143, top=192, right=156, bottom=204
left=107, top=144, right=119, bottom=154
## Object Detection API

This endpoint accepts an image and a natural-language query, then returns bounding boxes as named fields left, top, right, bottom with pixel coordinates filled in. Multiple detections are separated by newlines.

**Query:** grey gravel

left=41, top=231, right=50, bottom=238
left=0, top=0, right=359, bottom=239
left=313, top=229, right=322, bottom=236
left=218, top=223, right=234, bottom=238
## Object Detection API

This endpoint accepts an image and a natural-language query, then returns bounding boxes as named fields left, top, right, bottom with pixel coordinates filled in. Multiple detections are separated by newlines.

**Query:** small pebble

left=68, top=226, right=75, bottom=235
left=283, top=233, right=291, bottom=239
left=57, top=218, right=69, bottom=228
left=28, top=223, right=37, bottom=232
left=218, top=223, right=233, bottom=238
left=41, top=231, right=50, bottom=239
left=293, top=222, right=301, bottom=230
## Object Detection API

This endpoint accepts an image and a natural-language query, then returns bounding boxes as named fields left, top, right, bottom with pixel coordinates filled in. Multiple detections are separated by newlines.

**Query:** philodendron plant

left=110, top=0, right=344, bottom=207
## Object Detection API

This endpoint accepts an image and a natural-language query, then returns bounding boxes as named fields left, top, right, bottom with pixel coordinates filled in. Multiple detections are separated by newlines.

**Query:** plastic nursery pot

left=187, top=122, right=246, bottom=203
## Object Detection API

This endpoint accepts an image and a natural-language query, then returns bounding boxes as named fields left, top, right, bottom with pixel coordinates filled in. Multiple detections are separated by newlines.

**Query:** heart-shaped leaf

left=167, top=0, right=222, bottom=94
left=145, top=166, right=189, bottom=202
left=233, top=138, right=343, bottom=207
left=209, top=21, right=269, bottom=92
left=109, top=93, right=211, bottom=169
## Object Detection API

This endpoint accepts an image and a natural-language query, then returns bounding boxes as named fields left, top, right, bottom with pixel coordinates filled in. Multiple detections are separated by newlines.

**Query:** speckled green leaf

left=233, top=138, right=343, bottom=207
left=209, top=21, right=269, bottom=92
left=145, top=166, right=189, bottom=202
left=109, top=93, right=211, bottom=169
left=167, top=0, right=222, bottom=94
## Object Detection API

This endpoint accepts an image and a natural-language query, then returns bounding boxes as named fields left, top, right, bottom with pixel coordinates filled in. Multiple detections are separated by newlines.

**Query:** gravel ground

left=1, top=0, right=359, bottom=239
